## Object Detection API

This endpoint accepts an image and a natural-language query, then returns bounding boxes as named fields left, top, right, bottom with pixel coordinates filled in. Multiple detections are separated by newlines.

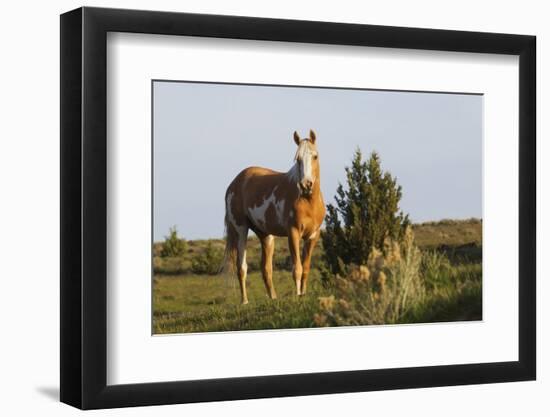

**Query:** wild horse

left=224, top=130, right=326, bottom=304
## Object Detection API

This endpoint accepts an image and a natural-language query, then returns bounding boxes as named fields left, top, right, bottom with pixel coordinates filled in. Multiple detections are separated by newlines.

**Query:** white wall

left=0, top=0, right=546, bottom=415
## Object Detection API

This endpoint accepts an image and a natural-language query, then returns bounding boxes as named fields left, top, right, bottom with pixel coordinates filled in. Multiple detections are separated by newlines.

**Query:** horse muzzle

left=299, top=180, right=314, bottom=196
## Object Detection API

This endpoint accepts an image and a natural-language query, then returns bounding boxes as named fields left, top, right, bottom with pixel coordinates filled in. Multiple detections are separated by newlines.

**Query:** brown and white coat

left=224, top=130, right=326, bottom=304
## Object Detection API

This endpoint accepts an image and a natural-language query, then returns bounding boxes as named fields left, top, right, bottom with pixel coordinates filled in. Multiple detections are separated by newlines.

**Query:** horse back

left=227, top=166, right=285, bottom=196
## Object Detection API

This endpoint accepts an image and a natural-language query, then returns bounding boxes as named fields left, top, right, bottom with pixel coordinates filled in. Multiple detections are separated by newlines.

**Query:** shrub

left=153, top=256, right=189, bottom=275
left=321, top=149, right=409, bottom=275
left=191, top=242, right=224, bottom=275
left=160, top=226, right=187, bottom=258
left=314, top=226, right=424, bottom=326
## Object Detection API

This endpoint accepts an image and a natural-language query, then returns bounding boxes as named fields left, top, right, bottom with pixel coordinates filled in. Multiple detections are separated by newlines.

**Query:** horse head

left=292, top=130, right=320, bottom=197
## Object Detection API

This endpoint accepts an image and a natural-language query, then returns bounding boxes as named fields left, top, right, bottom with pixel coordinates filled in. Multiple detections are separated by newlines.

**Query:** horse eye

left=313, top=155, right=318, bottom=160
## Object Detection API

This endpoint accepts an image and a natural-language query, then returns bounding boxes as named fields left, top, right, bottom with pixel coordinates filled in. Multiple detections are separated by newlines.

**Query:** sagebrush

left=314, top=226, right=424, bottom=326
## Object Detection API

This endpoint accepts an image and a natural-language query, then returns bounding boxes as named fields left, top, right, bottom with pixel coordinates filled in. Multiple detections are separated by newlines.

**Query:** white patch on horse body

left=247, top=191, right=286, bottom=232
left=309, top=230, right=317, bottom=239
left=247, top=197, right=270, bottom=230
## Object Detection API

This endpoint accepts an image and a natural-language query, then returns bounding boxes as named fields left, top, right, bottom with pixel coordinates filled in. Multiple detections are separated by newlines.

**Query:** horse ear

left=293, top=131, right=301, bottom=145
left=309, top=129, right=317, bottom=144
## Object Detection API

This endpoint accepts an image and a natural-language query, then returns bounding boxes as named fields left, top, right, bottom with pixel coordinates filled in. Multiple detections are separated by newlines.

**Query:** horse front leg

left=260, top=234, right=277, bottom=299
left=288, top=227, right=303, bottom=296
left=300, top=234, right=319, bottom=295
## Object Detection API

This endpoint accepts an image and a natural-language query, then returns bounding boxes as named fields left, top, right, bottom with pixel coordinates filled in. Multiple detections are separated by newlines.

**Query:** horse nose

left=305, top=179, right=313, bottom=189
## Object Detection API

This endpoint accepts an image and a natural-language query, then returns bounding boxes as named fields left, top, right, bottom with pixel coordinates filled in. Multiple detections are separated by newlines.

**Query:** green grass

left=153, top=218, right=482, bottom=334
left=153, top=270, right=329, bottom=334
left=403, top=264, right=482, bottom=323
left=153, top=266, right=481, bottom=333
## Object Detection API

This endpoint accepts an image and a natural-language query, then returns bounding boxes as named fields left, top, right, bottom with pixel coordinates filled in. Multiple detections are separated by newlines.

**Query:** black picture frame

left=60, top=6, right=536, bottom=410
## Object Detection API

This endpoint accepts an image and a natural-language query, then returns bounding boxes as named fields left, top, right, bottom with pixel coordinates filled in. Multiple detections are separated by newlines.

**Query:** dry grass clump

left=314, top=226, right=425, bottom=326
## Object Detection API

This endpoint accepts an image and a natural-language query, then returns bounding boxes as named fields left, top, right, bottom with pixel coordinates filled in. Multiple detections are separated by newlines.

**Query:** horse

left=224, top=130, right=326, bottom=304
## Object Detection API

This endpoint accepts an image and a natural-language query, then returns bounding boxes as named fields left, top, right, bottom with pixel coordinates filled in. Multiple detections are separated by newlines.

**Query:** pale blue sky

left=153, top=81, right=482, bottom=241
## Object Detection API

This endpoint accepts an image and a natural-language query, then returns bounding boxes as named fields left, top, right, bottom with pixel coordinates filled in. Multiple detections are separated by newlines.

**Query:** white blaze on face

left=301, top=150, right=313, bottom=184
left=295, top=141, right=316, bottom=190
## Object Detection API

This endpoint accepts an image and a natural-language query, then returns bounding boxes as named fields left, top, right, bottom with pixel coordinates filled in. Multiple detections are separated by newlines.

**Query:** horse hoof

left=241, top=300, right=249, bottom=305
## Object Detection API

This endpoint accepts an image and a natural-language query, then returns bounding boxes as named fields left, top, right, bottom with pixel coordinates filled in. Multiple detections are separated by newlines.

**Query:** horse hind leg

left=260, top=235, right=277, bottom=300
left=225, top=189, right=249, bottom=305
left=235, top=227, right=249, bottom=305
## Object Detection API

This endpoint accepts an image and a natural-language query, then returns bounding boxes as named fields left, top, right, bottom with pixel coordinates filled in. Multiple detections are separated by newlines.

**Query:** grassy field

left=154, top=270, right=326, bottom=333
left=153, top=218, right=482, bottom=334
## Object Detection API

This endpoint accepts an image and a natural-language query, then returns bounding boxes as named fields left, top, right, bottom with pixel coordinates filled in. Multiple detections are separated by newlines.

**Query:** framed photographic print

left=60, top=6, right=536, bottom=409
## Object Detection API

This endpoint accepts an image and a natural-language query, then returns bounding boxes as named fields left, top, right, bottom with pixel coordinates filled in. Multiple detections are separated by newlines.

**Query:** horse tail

left=221, top=218, right=238, bottom=276
left=220, top=192, right=238, bottom=282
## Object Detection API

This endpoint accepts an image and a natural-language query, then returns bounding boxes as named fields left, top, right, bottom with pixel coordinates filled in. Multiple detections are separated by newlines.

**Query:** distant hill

left=413, top=218, right=482, bottom=248
left=153, top=218, right=482, bottom=275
